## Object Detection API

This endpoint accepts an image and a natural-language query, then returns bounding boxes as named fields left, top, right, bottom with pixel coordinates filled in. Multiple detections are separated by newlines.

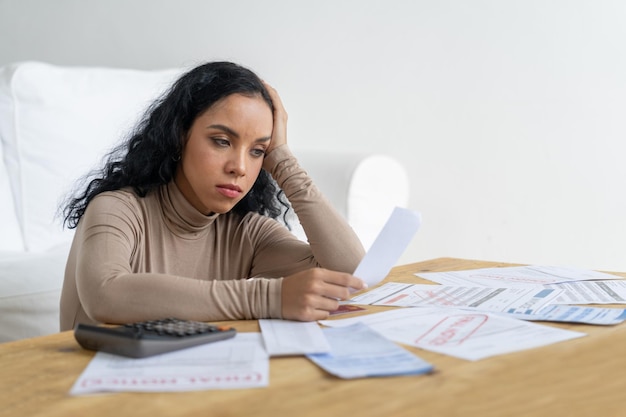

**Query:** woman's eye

left=212, top=138, right=230, bottom=147
left=250, top=149, right=266, bottom=158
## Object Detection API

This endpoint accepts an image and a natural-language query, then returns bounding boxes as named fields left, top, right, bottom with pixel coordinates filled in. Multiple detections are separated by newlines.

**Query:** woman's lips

left=216, top=184, right=242, bottom=198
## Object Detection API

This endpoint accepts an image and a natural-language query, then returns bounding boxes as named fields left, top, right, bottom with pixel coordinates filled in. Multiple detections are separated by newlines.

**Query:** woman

left=60, top=62, right=366, bottom=331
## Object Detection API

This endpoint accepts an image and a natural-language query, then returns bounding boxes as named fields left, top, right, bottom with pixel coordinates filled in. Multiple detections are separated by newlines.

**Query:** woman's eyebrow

left=208, top=124, right=239, bottom=138
left=208, top=124, right=271, bottom=143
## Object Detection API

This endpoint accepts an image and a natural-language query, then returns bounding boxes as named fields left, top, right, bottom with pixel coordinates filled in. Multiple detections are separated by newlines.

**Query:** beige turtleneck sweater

left=60, top=146, right=365, bottom=330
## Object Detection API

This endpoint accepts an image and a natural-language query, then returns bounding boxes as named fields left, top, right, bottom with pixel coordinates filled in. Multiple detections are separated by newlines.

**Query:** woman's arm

left=264, top=145, right=365, bottom=272
left=62, top=192, right=284, bottom=329
left=260, top=84, right=367, bottom=321
left=262, top=84, right=365, bottom=272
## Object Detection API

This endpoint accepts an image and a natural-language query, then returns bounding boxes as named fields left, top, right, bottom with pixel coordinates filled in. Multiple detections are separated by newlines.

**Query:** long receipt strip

left=353, top=207, right=422, bottom=288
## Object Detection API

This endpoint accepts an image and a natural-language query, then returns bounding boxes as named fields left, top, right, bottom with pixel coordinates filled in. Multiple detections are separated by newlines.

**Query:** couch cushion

left=0, top=62, right=181, bottom=252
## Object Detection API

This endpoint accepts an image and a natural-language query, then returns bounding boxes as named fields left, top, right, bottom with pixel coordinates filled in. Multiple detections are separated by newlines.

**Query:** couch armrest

left=289, top=150, right=410, bottom=250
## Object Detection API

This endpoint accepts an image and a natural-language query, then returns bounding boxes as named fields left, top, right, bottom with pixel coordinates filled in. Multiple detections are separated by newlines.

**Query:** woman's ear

left=174, top=132, right=190, bottom=162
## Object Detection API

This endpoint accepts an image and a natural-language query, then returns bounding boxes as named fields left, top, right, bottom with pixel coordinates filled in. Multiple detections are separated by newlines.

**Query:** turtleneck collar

left=159, top=181, right=220, bottom=238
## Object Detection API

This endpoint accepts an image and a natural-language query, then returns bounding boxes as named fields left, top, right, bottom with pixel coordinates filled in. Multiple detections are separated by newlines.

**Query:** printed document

left=320, top=308, right=585, bottom=361
left=545, top=280, right=626, bottom=304
left=307, top=323, right=433, bottom=378
left=70, top=333, right=268, bottom=395
left=349, top=282, right=562, bottom=314
left=500, top=304, right=626, bottom=325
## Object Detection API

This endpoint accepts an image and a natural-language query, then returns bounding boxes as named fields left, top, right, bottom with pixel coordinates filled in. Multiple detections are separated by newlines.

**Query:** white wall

left=1, top=0, right=625, bottom=270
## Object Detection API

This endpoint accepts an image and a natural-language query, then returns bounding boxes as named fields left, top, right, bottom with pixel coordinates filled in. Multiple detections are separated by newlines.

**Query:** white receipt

left=353, top=207, right=421, bottom=288
left=259, top=319, right=330, bottom=356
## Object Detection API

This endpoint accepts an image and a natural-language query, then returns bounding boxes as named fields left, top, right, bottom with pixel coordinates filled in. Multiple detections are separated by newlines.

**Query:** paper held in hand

left=352, top=207, right=421, bottom=288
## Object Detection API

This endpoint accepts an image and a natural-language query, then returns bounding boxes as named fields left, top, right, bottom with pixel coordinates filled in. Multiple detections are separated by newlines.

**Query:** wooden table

left=2, top=258, right=626, bottom=417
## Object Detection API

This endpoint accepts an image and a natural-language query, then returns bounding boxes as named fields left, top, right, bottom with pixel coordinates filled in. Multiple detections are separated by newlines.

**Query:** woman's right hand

left=280, top=268, right=367, bottom=321
left=262, top=82, right=288, bottom=160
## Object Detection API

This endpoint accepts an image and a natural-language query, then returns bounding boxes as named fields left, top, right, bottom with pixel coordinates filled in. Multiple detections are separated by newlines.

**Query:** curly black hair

left=63, top=61, right=288, bottom=229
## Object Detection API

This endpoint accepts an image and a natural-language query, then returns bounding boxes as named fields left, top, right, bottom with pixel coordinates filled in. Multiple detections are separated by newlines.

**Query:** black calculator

left=74, top=318, right=237, bottom=358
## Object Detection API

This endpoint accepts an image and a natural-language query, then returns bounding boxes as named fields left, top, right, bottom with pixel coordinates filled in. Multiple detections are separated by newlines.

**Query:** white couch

left=0, top=61, right=410, bottom=342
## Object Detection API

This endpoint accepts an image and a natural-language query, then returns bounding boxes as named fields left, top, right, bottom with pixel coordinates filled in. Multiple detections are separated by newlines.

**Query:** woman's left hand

left=263, top=82, right=288, bottom=160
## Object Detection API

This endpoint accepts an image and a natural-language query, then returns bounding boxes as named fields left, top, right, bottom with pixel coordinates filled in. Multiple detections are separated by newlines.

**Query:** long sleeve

left=263, top=145, right=366, bottom=273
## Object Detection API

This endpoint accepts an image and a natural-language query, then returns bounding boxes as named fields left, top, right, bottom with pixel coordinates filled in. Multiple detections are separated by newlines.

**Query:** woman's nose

left=226, top=151, right=246, bottom=176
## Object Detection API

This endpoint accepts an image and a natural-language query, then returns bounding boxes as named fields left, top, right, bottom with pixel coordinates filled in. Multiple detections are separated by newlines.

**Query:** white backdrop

left=1, top=0, right=625, bottom=270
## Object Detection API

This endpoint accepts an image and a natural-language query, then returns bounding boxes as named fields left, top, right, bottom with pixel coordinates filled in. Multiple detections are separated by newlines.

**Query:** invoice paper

left=320, top=307, right=585, bottom=361
left=70, top=333, right=268, bottom=395
left=546, top=280, right=626, bottom=304
left=500, top=304, right=626, bottom=325
left=349, top=282, right=562, bottom=314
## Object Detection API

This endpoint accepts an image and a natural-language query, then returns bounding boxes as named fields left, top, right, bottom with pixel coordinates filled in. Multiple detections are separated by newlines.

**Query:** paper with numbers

left=349, top=282, right=562, bottom=314
left=70, top=333, right=268, bottom=395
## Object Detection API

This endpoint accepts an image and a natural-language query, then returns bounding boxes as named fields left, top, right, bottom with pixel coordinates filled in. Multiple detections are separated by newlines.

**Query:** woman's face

left=175, top=93, right=273, bottom=215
